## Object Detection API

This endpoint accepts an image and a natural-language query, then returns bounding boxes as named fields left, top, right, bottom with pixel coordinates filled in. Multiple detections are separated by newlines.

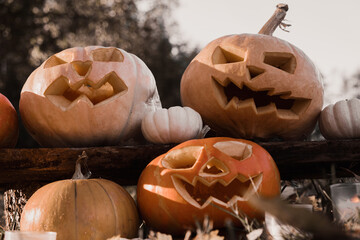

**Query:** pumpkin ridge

left=333, top=102, right=348, bottom=137
left=347, top=100, right=355, bottom=137
left=34, top=181, right=61, bottom=229
left=164, top=109, right=171, bottom=142
left=141, top=113, right=161, bottom=142
left=167, top=108, right=176, bottom=141
left=349, top=99, right=360, bottom=136
left=117, top=56, right=139, bottom=139
left=154, top=109, right=169, bottom=143
left=150, top=111, right=163, bottom=143
left=93, top=179, right=119, bottom=235
left=74, top=180, right=78, bottom=240
left=33, top=101, right=68, bottom=146
left=321, top=106, right=336, bottom=139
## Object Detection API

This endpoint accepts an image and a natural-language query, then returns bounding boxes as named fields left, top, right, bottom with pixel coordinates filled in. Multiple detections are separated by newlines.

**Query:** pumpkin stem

left=197, top=125, right=211, bottom=139
left=72, top=151, right=92, bottom=180
left=258, top=4, right=291, bottom=36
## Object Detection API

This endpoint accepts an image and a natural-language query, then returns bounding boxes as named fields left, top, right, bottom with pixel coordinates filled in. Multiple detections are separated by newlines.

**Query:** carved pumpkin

left=21, top=175, right=139, bottom=240
left=0, top=93, right=18, bottom=147
left=319, top=98, right=360, bottom=139
left=19, top=46, right=161, bottom=147
left=137, top=137, right=280, bottom=234
left=180, top=5, right=323, bottom=140
left=141, top=106, right=204, bottom=144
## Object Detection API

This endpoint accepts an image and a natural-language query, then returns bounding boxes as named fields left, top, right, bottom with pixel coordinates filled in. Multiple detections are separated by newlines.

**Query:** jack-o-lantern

left=137, top=137, right=280, bottom=234
left=20, top=46, right=161, bottom=147
left=180, top=4, right=323, bottom=140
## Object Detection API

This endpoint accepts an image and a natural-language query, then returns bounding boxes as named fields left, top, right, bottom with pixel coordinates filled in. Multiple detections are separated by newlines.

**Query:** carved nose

left=200, top=158, right=229, bottom=176
left=71, top=61, right=92, bottom=76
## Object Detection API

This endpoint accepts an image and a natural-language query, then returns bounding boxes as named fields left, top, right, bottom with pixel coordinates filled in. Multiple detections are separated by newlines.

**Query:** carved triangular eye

left=247, top=66, right=265, bottom=80
left=91, top=48, right=124, bottom=62
left=212, top=46, right=244, bottom=64
left=162, top=146, right=203, bottom=169
left=213, top=141, right=252, bottom=161
left=44, top=56, right=67, bottom=68
left=263, top=52, right=296, bottom=74
left=200, top=158, right=229, bottom=176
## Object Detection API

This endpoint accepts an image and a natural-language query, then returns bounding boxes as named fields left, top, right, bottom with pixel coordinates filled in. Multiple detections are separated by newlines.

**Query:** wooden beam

left=261, top=139, right=360, bottom=179
left=1, top=140, right=359, bottom=194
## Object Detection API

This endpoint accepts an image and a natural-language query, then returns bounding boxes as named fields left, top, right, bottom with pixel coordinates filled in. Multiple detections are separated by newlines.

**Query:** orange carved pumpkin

left=180, top=5, right=323, bottom=140
left=20, top=46, right=161, bottom=147
left=137, top=137, right=280, bottom=234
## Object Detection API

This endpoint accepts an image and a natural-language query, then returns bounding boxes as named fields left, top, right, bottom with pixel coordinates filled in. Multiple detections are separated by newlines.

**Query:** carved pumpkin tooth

left=226, top=98, right=256, bottom=112
left=257, top=102, right=277, bottom=114
left=172, top=173, right=264, bottom=209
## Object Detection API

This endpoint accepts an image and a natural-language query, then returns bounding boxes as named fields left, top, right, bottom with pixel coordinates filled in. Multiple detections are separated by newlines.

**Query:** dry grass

left=2, top=178, right=360, bottom=240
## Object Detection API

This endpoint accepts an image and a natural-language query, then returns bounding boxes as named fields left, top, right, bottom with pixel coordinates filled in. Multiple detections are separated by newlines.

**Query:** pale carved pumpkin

left=180, top=4, right=323, bottom=140
left=141, top=106, right=204, bottom=144
left=20, top=154, right=140, bottom=240
left=319, top=98, right=360, bottom=139
left=137, top=137, right=280, bottom=234
left=20, top=46, right=161, bottom=147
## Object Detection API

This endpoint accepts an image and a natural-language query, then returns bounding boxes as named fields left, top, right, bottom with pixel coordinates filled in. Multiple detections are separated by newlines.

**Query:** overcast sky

left=173, top=0, right=360, bottom=104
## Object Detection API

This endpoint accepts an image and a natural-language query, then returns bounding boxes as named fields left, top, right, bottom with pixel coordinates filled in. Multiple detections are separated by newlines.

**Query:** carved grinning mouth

left=172, top=173, right=263, bottom=209
left=212, top=77, right=311, bottom=119
left=44, top=72, right=128, bottom=109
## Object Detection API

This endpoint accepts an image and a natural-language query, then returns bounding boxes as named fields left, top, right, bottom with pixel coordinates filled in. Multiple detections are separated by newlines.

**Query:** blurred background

left=1, top=0, right=360, bottom=147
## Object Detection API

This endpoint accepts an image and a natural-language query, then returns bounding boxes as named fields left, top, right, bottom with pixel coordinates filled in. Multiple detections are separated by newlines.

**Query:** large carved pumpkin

left=20, top=46, right=161, bottom=147
left=137, top=137, right=280, bottom=234
left=180, top=5, right=323, bottom=140
left=20, top=178, right=139, bottom=240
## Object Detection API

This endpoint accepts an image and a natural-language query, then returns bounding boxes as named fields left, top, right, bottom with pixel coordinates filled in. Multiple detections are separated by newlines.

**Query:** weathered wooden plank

left=0, top=144, right=174, bottom=193
left=261, top=139, right=360, bottom=179
left=0, top=140, right=359, bottom=193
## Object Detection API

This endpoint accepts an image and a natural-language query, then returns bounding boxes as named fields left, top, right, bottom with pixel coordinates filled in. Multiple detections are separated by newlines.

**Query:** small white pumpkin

left=319, top=98, right=360, bottom=139
left=141, top=106, right=203, bottom=144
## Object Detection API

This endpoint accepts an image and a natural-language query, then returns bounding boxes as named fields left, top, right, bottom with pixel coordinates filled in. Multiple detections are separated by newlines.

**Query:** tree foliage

left=0, top=0, right=197, bottom=147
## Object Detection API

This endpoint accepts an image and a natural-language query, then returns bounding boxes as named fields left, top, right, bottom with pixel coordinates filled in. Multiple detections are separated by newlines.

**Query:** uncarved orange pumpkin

left=20, top=178, right=139, bottom=240
left=180, top=5, right=323, bottom=140
left=137, top=137, right=280, bottom=234
left=0, top=93, right=18, bottom=147
left=20, top=46, right=161, bottom=147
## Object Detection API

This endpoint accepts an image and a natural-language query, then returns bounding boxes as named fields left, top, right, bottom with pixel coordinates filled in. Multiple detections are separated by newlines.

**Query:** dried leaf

left=148, top=231, right=172, bottom=240
left=246, top=228, right=263, bottom=240
left=340, top=167, right=360, bottom=182
left=106, top=235, right=144, bottom=240
left=193, top=230, right=224, bottom=240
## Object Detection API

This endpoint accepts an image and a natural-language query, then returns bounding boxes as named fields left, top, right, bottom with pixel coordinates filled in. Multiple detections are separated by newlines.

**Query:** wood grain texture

left=0, top=140, right=359, bottom=193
